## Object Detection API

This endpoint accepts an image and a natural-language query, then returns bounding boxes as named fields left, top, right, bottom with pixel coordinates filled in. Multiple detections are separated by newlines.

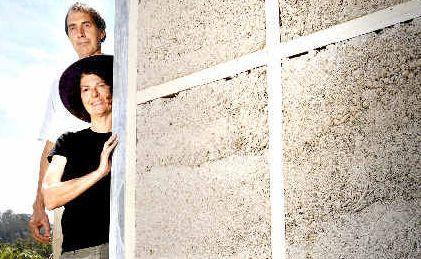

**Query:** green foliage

left=0, top=210, right=52, bottom=259
left=0, top=239, right=51, bottom=259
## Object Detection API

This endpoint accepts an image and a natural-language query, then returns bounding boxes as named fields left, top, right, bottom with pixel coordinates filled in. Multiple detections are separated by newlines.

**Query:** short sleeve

left=48, top=133, right=71, bottom=162
left=38, top=79, right=59, bottom=142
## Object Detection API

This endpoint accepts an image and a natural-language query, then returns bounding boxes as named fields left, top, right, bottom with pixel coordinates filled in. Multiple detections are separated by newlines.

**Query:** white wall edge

left=124, top=0, right=138, bottom=258
left=136, top=0, right=421, bottom=104
left=111, top=0, right=129, bottom=258
left=265, top=0, right=286, bottom=258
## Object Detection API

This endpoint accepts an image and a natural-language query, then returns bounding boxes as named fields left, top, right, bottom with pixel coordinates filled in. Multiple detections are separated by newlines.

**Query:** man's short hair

left=64, top=2, right=107, bottom=43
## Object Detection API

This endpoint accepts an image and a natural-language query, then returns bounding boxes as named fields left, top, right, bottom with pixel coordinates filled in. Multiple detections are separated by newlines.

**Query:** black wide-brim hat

left=59, top=55, right=113, bottom=122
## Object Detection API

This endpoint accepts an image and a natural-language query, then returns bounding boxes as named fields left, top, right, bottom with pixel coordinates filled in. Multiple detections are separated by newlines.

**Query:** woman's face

left=80, top=73, right=112, bottom=118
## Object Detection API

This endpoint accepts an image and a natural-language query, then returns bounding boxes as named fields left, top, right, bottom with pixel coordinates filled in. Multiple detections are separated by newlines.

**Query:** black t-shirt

left=48, top=128, right=111, bottom=252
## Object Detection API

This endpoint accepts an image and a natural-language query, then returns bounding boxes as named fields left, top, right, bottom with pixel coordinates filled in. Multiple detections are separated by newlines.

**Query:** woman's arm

left=42, top=134, right=118, bottom=210
left=42, top=155, right=105, bottom=210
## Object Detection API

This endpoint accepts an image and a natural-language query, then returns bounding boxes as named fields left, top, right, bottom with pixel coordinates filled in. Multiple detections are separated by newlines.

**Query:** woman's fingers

left=103, top=134, right=119, bottom=155
left=98, top=135, right=118, bottom=175
left=104, top=134, right=117, bottom=146
left=109, top=136, right=118, bottom=150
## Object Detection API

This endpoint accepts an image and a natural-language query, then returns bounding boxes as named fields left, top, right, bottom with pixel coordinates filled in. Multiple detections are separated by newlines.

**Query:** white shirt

left=38, top=77, right=89, bottom=142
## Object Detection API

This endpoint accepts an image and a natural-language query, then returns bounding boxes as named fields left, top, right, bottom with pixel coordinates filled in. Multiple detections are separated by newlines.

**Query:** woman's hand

left=97, top=134, right=119, bottom=176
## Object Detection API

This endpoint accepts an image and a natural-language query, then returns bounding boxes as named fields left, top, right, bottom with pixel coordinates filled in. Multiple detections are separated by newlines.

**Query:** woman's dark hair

left=80, top=68, right=113, bottom=92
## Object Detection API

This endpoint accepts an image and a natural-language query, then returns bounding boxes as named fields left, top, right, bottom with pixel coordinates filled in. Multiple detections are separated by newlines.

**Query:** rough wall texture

left=279, top=0, right=406, bottom=41
left=282, top=19, right=420, bottom=258
left=137, top=0, right=265, bottom=89
left=136, top=68, right=271, bottom=258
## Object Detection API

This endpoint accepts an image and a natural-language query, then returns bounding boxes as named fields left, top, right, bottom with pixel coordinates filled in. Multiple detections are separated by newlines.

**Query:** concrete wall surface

left=282, top=19, right=420, bottom=258
left=279, top=0, right=406, bottom=41
left=136, top=68, right=271, bottom=257
left=137, top=0, right=265, bottom=89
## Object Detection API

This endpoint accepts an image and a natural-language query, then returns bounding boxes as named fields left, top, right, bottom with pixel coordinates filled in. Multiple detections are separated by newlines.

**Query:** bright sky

left=0, top=0, right=114, bottom=215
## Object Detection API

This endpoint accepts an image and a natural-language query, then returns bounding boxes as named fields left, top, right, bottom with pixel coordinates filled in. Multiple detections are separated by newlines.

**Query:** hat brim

left=59, top=55, right=113, bottom=122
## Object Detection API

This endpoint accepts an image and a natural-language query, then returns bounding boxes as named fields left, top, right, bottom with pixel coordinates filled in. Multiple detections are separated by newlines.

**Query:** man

left=28, top=2, right=108, bottom=250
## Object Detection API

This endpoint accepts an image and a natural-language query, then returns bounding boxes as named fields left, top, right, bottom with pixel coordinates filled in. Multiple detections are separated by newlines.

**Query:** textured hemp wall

left=279, top=0, right=406, bottom=40
left=136, top=68, right=271, bottom=257
left=135, top=0, right=420, bottom=258
left=135, top=0, right=270, bottom=257
left=137, top=0, right=265, bottom=89
left=282, top=18, right=420, bottom=258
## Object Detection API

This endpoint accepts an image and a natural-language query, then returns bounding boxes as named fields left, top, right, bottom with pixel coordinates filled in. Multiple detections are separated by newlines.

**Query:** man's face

left=67, top=11, right=104, bottom=58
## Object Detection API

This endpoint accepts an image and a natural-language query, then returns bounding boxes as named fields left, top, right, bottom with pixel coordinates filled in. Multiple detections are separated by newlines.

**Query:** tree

left=0, top=210, right=31, bottom=243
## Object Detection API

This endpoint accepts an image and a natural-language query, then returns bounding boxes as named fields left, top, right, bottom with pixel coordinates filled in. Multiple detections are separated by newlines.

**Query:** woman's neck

left=90, top=114, right=112, bottom=133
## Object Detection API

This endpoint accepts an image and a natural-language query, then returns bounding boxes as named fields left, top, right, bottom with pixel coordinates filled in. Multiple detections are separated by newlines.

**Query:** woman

left=42, top=55, right=117, bottom=259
